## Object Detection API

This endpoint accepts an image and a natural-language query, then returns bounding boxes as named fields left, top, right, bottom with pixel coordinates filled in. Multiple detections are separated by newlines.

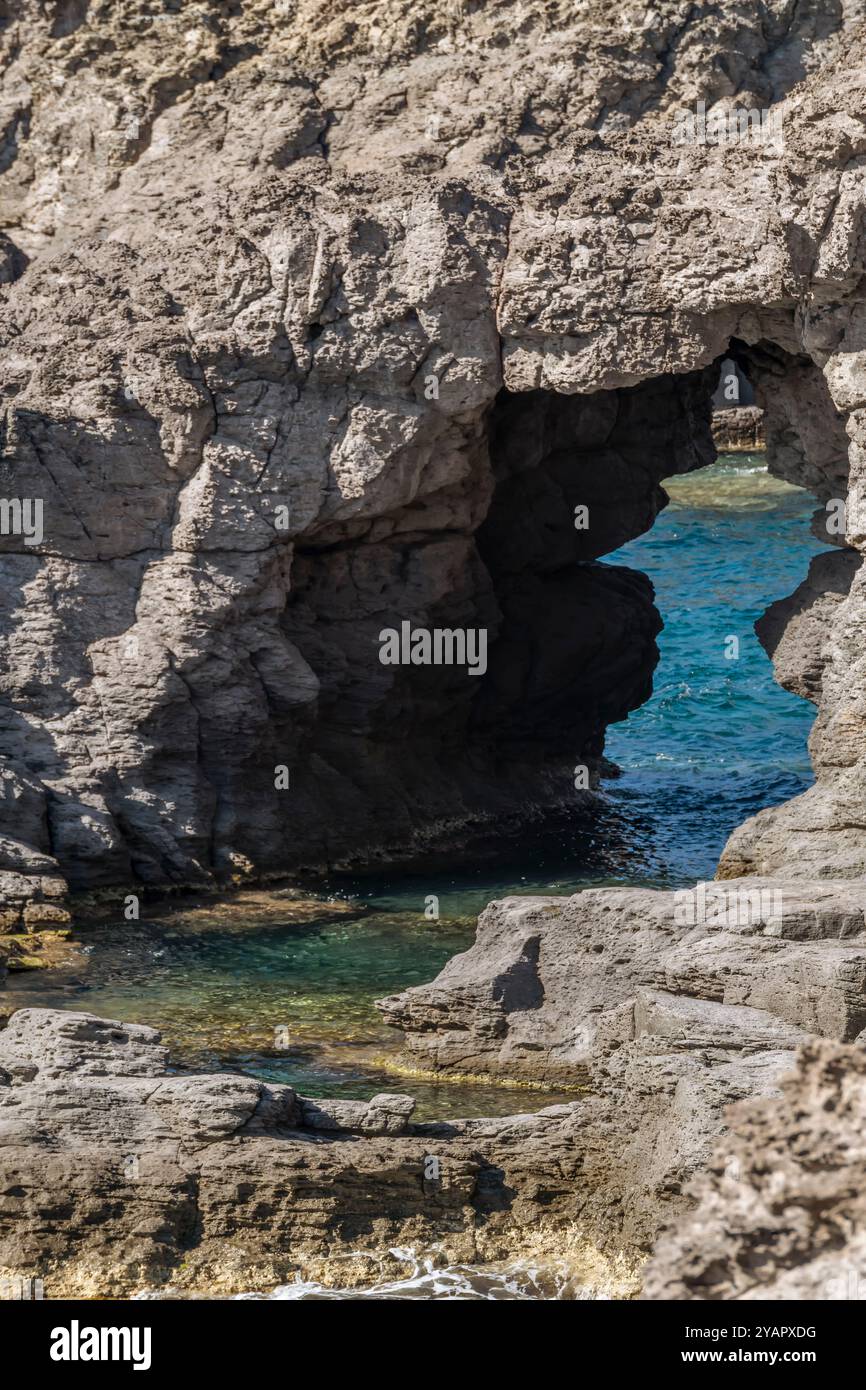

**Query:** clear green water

left=8, top=454, right=824, bottom=1125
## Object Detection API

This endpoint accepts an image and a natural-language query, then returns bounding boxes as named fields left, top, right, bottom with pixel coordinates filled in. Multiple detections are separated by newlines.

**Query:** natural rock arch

left=0, top=0, right=864, bottom=920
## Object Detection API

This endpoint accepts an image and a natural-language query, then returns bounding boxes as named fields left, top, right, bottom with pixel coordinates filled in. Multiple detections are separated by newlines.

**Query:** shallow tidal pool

left=6, top=453, right=824, bottom=1124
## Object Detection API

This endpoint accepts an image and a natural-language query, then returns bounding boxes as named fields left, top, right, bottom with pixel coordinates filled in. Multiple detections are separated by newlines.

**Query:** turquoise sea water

left=602, top=452, right=825, bottom=882
left=7, top=454, right=824, bottom=1120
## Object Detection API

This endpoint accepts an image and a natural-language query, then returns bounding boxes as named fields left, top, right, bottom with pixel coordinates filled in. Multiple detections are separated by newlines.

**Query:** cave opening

left=465, top=339, right=848, bottom=889
left=5, top=345, right=855, bottom=1125
left=599, top=418, right=825, bottom=885
left=280, top=359, right=719, bottom=880
left=275, top=338, right=849, bottom=893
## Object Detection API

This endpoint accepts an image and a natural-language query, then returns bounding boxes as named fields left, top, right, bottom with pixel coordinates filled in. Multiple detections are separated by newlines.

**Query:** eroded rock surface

left=643, top=1040, right=866, bottom=1300
left=379, top=878, right=866, bottom=1255
left=0, top=3, right=866, bottom=915
left=0, top=1006, right=610, bottom=1297
left=711, top=405, right=765, bottom=452
left=380, top=880, right=866, bottom=1078
left=4, top=0, right=866, bottom=1301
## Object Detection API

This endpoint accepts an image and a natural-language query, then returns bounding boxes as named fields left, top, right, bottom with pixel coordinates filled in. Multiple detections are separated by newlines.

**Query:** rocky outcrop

left=0, top=1007, right=618, bottom=1297
left=1, top=3, right=866, bottom=913
left=379, top=877, right=866, bottom=1255
left=7, top=864, right=866, bottom=1297
left=380, top=881, right=866, bottom=1079
left=711, top=406, right=764, bottom=452
left=643, top=1040, right=866, bottom=1300
left=8, top=871, right=866, bottom=1296
left=5, top=0, right=866, bottom=1300
left=719, top=546, right=866, bottom=879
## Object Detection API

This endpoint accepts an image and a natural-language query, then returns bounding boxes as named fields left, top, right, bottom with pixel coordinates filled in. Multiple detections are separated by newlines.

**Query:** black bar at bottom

left=1, top=1295, right=857, bottom=1376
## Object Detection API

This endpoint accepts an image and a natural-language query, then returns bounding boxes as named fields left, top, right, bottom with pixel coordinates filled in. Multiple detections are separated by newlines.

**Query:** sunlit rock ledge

left=377, top=877, right=866, bottom=1293
left=711, top=406, right=765, bottom=452
left=4, top=871, right=866, bottom=1298
left=0, top=1007, right=628, bottom=1298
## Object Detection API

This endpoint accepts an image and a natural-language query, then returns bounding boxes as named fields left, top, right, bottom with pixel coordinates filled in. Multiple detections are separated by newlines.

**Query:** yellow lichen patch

left=372, top=1054, right=588, bottom=1095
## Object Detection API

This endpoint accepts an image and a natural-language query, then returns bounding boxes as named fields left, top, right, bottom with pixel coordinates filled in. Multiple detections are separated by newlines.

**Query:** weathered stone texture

left=378, top=877, right=866, bottom=1259
left=0, top=1007, right=595, bottom=1297
left=4, top=6, right=866, bottom=1296
left=643, top=1040, right=866, bottom=1300
left=1, top=3, right=866, bottom=912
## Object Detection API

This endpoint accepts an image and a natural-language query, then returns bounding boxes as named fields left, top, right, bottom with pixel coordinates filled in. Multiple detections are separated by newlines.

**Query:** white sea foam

left=250, top=1250, right=599, bottom=1300
left=137, top=1248, right=603, bottom=1301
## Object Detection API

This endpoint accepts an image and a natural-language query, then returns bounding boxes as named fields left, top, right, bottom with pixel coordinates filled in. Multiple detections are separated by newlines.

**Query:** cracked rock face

left=1, top=3, right=866, bottom=916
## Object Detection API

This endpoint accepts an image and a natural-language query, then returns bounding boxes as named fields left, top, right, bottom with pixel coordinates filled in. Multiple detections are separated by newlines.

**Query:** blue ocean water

left=9, top=454, right=824, bottom=1117
left=601, top=451, right=825, bottom=882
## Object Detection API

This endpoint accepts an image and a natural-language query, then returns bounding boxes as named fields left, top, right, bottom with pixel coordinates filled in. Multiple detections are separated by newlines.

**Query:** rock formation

left=0, top=1, right=865, bottom=924
left=379, top=877, right=866, bottom=1261
left=0, top=1007, right=609, bottom=1297
left=643, top=1040, right=866, bottom=1301
left=3, top=0, right=866, bottom=1301
left=711, top=404, right=765, bottom=452
left=5, top=866, right=866, bottom=1297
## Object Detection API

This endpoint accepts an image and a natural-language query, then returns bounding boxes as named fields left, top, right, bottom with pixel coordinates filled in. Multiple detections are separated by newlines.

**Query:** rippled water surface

left=602, top=452, right=825, bottom=881
left=8, top=454, right=823, bottom=1124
